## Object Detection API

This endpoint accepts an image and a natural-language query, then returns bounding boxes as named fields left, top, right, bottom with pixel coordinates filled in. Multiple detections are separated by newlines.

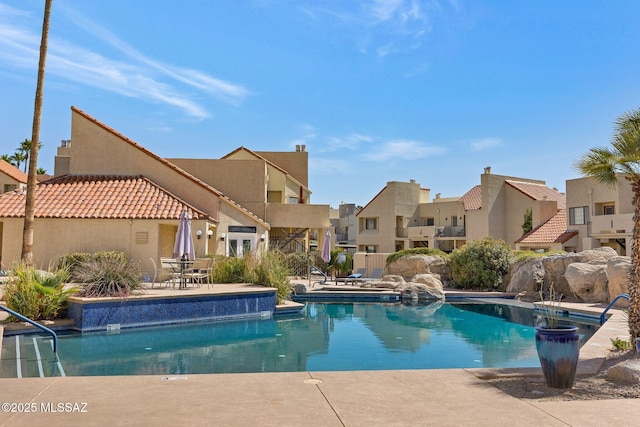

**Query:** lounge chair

left=335, top=268, right=366, bottom=285
left=336, top=268, right=383, bottom=285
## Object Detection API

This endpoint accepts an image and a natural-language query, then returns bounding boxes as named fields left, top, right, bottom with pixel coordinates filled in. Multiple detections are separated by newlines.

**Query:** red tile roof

left=506, top=180, right=566, bottom=209
left=460, top=185, right=481, bottom=210
left=0, top=160, right=27, bottom=183
left=0, top=175, right=214, bottom=220
left=515, top=209, right=577, bottom=244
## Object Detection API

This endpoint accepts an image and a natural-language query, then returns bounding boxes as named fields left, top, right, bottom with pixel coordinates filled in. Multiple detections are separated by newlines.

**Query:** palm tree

left=22, top=0, right=52, bottom=265
left=1, top=154, right=14, bottom=165
left=575, top=107, right=640, bottom=342
left=18, top=139, right=42, bottom=172
left=10, top=151, right=26, bottom=170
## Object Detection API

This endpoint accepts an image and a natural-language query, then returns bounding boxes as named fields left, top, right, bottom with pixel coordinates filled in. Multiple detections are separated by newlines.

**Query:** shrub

left=2, top=263, right=77, bottom=320
left=74, top=255, right=141, bottom=297
left=57, top=252, right=92, bottom=282
left=210, top=252, right=292, bottom=304
left=385, top=247, right=448, bottom=265
left=210, top=256, right=248, bottom=283
left=246, top=251, right=290, bottom=303
left=328, top=250, right=352, bottom=276
left=449, top=237, right=512, bottom=290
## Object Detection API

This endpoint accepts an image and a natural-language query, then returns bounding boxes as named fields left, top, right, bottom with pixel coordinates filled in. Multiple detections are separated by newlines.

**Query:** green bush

left=385, top=247, right=448, bottom=265
left=58, top=251, right=132, bottom=284
left=210, top=256, right=248, bottom=283
left=328, top=250, right=352, bottom=276
left=449, top=237, right=512, bottom=290
left=210, top=252, right=292, bottom=304
left=57, top=252, right=92, bottom=282
left=74, top=255, right=141, bottom=297
left=246, top=251, right=290, bottom=303
left=2, top=263, right=77, bottom=320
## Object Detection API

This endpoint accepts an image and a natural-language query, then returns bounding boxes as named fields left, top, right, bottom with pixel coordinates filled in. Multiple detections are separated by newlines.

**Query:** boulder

left=385, top=255, right=451, bottom=282
left=291, top=282, right=307, bottom=295
left=397, top=274, right=445, bottom=300
left=564, top=262, right=609, bottom=303
left=607, top=256, right=631, bottom=303
left=540, top=248, right=619, bottom=300
left=606, top=359, right=640, bottom=384
left=505, top=258, right=545, bottom=295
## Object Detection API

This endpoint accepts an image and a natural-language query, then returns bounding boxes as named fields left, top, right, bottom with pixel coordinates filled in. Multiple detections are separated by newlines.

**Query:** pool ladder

left=599, top=293, right=629, bottom=325
left=0, top=304, right=58, bottom=352
left=1, top=305, right=65, bottom=378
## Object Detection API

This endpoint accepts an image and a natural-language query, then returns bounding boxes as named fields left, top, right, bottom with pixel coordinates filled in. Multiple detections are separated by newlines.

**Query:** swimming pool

left=0, top=300, right=599, bottom=377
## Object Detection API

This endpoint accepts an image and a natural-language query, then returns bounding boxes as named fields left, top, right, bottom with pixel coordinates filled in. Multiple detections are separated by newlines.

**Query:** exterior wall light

left=196, top=230, right=203, bottom=239
left=207, top=229, right=213, bottom=239
left=260, top=234, right=266, bottom=241
left=220, top=233, right=226, bottom=241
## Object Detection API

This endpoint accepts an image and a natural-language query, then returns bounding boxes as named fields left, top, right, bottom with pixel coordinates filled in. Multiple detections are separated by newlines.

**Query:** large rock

left=397, top=273, right=445, bottom=300
left=505, top=258, right=545, bottom=294
left=540, top=247, right=619, bottom=300
left=606, top=359, right=640, bottom=384
left=607, top=256, right=631, bottom=303
left=564, top=262, right=609, bottom=303
left=385, top=255, right=451, bottom=282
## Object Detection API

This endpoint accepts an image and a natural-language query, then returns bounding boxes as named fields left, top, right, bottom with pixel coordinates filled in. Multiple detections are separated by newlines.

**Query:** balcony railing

left=590, top=213, right=633, bottom=236
left=435, top=226, right=465, bottom=238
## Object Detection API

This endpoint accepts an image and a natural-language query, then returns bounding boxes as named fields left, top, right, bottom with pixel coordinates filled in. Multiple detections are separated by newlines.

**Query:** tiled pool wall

left=67, top=292, right=277, bottom=332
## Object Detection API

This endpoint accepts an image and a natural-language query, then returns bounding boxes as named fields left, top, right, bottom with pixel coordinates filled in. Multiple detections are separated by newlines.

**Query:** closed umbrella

left=173, top=211, right=196, bottom=260
left=172, top=211, right=195, bottom=289
left=321, top=230, right=331, bottom=263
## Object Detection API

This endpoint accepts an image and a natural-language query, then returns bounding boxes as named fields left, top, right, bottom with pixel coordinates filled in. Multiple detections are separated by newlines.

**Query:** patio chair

left=160, top=257, right=181, bottom=289
left=150, top=258, right=179, bottom=289
left=183, top=258, right=211, bottom=288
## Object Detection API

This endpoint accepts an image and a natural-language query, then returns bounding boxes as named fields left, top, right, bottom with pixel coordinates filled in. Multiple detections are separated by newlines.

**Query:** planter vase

left=535, top=325, right=580, bottom=389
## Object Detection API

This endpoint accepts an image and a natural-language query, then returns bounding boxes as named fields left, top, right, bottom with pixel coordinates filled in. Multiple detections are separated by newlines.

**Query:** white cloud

left=0, top=3, right=248, bottom=119
left=297, top=0, right=449, bottom=57
left=469, top=138, right=504, bottom=152
left=363, top=139, right=446, bottom=161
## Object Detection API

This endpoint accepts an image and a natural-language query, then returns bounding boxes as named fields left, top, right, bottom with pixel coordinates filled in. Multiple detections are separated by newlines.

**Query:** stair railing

left=599, top=293, right=630, bottom=326
left=0, top=305, right=58, bottom=353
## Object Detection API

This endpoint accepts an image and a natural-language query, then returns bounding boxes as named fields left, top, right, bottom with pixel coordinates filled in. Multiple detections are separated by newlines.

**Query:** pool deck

left=0, top=283, right=637, bottom=426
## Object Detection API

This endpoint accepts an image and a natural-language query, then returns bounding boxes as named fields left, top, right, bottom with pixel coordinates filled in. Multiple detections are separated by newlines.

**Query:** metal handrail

left=0, top=305, right=58, bottom=353
left=600, top=293, right=630, bottom=325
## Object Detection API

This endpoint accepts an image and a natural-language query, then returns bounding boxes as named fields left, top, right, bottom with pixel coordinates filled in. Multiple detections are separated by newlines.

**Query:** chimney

left=301, top=144, right=306, bottom=152
left=295, top=144, right=300, bottom=152
left=484, top=166, right=491, bottom=174
left=435, top=193, right=441, bottom=199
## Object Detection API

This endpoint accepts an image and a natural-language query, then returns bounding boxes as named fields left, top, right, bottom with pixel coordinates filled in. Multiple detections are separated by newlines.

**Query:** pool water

left=0, top=301, right=599, bottom=377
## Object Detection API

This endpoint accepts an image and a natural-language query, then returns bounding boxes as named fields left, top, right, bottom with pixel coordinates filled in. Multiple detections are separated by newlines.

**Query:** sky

left=2, top=1, right=640, bottom=209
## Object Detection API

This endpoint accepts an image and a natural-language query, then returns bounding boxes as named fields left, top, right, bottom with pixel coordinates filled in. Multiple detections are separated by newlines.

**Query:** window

left=365, top=245, right=377, bottom=253
left=424, top=217, right=434, bottom=226
left=3, top=184, right=17, bottom=193
left=365, top=218, right=377, bottom=230
left=289, top=197, right=298, bottom=204
left=569, top=206, right=589, bottom=225
left=604, top=205, right=615, bottom=215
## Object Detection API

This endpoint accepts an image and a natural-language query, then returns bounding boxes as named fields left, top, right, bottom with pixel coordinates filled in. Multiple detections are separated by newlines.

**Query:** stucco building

left=564, top=174, right=633, bottom=255
left=356, top=168, right=570, bottom=255
left=0, top=160, right=27, bottom=194
left=0, top=107, right=330, bottom=276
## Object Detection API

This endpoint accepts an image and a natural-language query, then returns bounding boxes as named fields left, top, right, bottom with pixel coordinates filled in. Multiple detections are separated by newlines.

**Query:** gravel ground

left=486, top=350, right=640, bottom=401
